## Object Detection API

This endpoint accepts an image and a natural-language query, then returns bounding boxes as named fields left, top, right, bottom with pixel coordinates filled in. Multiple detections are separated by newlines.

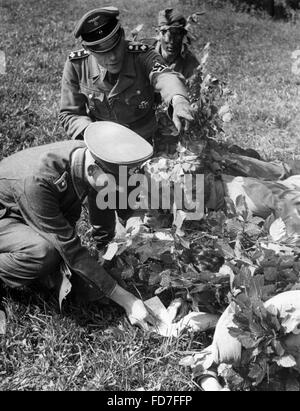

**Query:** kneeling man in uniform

left=0, top=122, right=156, bottom=330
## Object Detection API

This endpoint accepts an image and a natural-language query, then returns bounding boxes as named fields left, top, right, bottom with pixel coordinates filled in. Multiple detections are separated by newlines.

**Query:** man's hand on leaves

left=88, top=225, right=114, bottom=249
left=109, top=284, right=157, bottom=331
left=126, top=299, right=157, bottom=331
left=172, top=95, right=194, bottom=133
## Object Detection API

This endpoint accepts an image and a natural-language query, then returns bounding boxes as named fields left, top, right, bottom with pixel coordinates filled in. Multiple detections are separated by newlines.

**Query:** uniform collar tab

left=89, top=55, right=108, bottom=82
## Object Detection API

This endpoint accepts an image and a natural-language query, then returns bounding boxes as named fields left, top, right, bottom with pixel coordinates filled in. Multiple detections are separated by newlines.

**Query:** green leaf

left=228, top=326, right=243, bottom=339
left=225, top=218, right=243, bottom=238
left=159, top=270, right=172, bottom=288
left=263, top=266, right=278, bottom=282
left=121, top=266, right=135, bottom=279
left=192, top=348, right=216, bottom=373
left=216, top=239, right=235, bottom=259
left=281, top=312, right=300, bottom=335
left=248, top=358, right=267, bottom=385
left=217, top=363, right=244, bottom=389
left=249, top=216, right=265, bottom=226
left=271, top=340, right=285, bottom=357
left=235, top=194, right=251, bottom=222
left=245, top=222, right=262, bottom=238
left=273, top=355, right=297, bottom=368
left=248, top=275, right=265, bottom=300
left=249, top=321, right=265, bottom=339
left=265, top=308, right=281, bottom=332
left=237, top=332, right=260, bottom=349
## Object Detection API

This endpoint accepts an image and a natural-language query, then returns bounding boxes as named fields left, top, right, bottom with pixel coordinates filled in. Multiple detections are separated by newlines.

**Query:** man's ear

left=87, top=163, right=99, bottom=177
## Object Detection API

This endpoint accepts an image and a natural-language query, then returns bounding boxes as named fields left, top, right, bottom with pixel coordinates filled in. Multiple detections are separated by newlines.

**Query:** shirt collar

left=88, top=54, right=108, bottom=83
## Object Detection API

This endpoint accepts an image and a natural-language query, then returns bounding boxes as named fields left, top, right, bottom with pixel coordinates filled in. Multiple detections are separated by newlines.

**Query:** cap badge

left=88, top=16, right=100, bottom=26
left=138, top=100, right=149, bottom=109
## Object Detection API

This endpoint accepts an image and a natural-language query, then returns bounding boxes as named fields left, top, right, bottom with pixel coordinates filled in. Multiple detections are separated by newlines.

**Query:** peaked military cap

left=157, top=8, right=187, bottom=30
left=74, top=6, right=123, bottom=53
left=84, top=122, right=153, bottom=175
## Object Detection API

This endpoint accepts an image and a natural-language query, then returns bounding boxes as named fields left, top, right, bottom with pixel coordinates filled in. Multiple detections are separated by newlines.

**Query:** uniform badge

left=69, top=49, right=89, bottom=60
left=127, top=43, right=149, bottom=52
left=88, top=15, right=100, bottom=26
left=54, top=171, right=68, bottom=193
left=138, top=100, right=150, bottom=109
left=151, top=62, right=168, bottom=74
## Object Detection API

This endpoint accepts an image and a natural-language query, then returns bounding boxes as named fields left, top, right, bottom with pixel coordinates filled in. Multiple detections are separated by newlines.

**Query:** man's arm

left=139, top=49, right=194, bottom=132
left=59, top=59, right=93, bottom=140
left=110, top=284, right=156, bottom=330
left=140, top=48, right=188, bottom=103
left=17, top=177, right=155, bottom=329
left=18, top=175, right=116, bottom=296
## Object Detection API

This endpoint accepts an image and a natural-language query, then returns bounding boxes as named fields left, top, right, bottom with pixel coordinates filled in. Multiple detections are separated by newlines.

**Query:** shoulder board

left=69, top=49, right=89, bottom=60
left=127, top=43, right=150, bottom=53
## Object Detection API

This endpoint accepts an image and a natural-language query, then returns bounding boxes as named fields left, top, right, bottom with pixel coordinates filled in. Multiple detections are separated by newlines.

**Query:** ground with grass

left=1, top=0, right=300, bottom=391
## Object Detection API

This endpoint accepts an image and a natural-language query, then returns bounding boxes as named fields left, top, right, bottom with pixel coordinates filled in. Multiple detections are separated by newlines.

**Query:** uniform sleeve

left=16, top=176, right=117, bottom=296
left=59, top=59, right=93, bottom=140
left=138, top=48, right=189, bottom=104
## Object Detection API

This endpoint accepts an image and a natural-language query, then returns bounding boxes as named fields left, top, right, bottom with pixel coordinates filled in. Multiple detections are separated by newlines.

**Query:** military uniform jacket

left=0, top=141, right=117, bottom=296
left=59, top=41, right=188, bottom=140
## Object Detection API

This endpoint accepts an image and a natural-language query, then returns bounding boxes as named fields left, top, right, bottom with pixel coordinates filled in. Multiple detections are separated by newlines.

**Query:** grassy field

left=1, top=0, right=300, bottom=391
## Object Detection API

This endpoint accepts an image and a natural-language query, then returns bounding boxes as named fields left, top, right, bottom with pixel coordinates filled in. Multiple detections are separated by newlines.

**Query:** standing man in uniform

left=59, top=6, right=194, bottom=143
left=0, top=122, right=156, bottom=330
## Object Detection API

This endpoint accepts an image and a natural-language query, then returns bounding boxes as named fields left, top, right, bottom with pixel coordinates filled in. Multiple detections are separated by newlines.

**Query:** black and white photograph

left=1, top=0, right=300, bottom=394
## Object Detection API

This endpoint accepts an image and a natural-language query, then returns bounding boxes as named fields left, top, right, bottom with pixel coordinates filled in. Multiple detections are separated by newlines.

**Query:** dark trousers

left=0, top=217, right=61, bottom=289
left=0, top=215, right=113, bottom=302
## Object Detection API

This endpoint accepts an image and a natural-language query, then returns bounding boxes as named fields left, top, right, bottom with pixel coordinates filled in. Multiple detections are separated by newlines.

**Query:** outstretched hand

left=172, top=95, right=194, bottom=133
left=126, top=299, right=157, bottom=331
left=109, top=284, right=157, bottom=331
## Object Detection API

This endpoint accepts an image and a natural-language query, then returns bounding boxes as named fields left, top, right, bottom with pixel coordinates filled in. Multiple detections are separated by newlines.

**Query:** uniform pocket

left=125, top=86, right=154, bottom=115
left=80, top=85, right=110, bottom=119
